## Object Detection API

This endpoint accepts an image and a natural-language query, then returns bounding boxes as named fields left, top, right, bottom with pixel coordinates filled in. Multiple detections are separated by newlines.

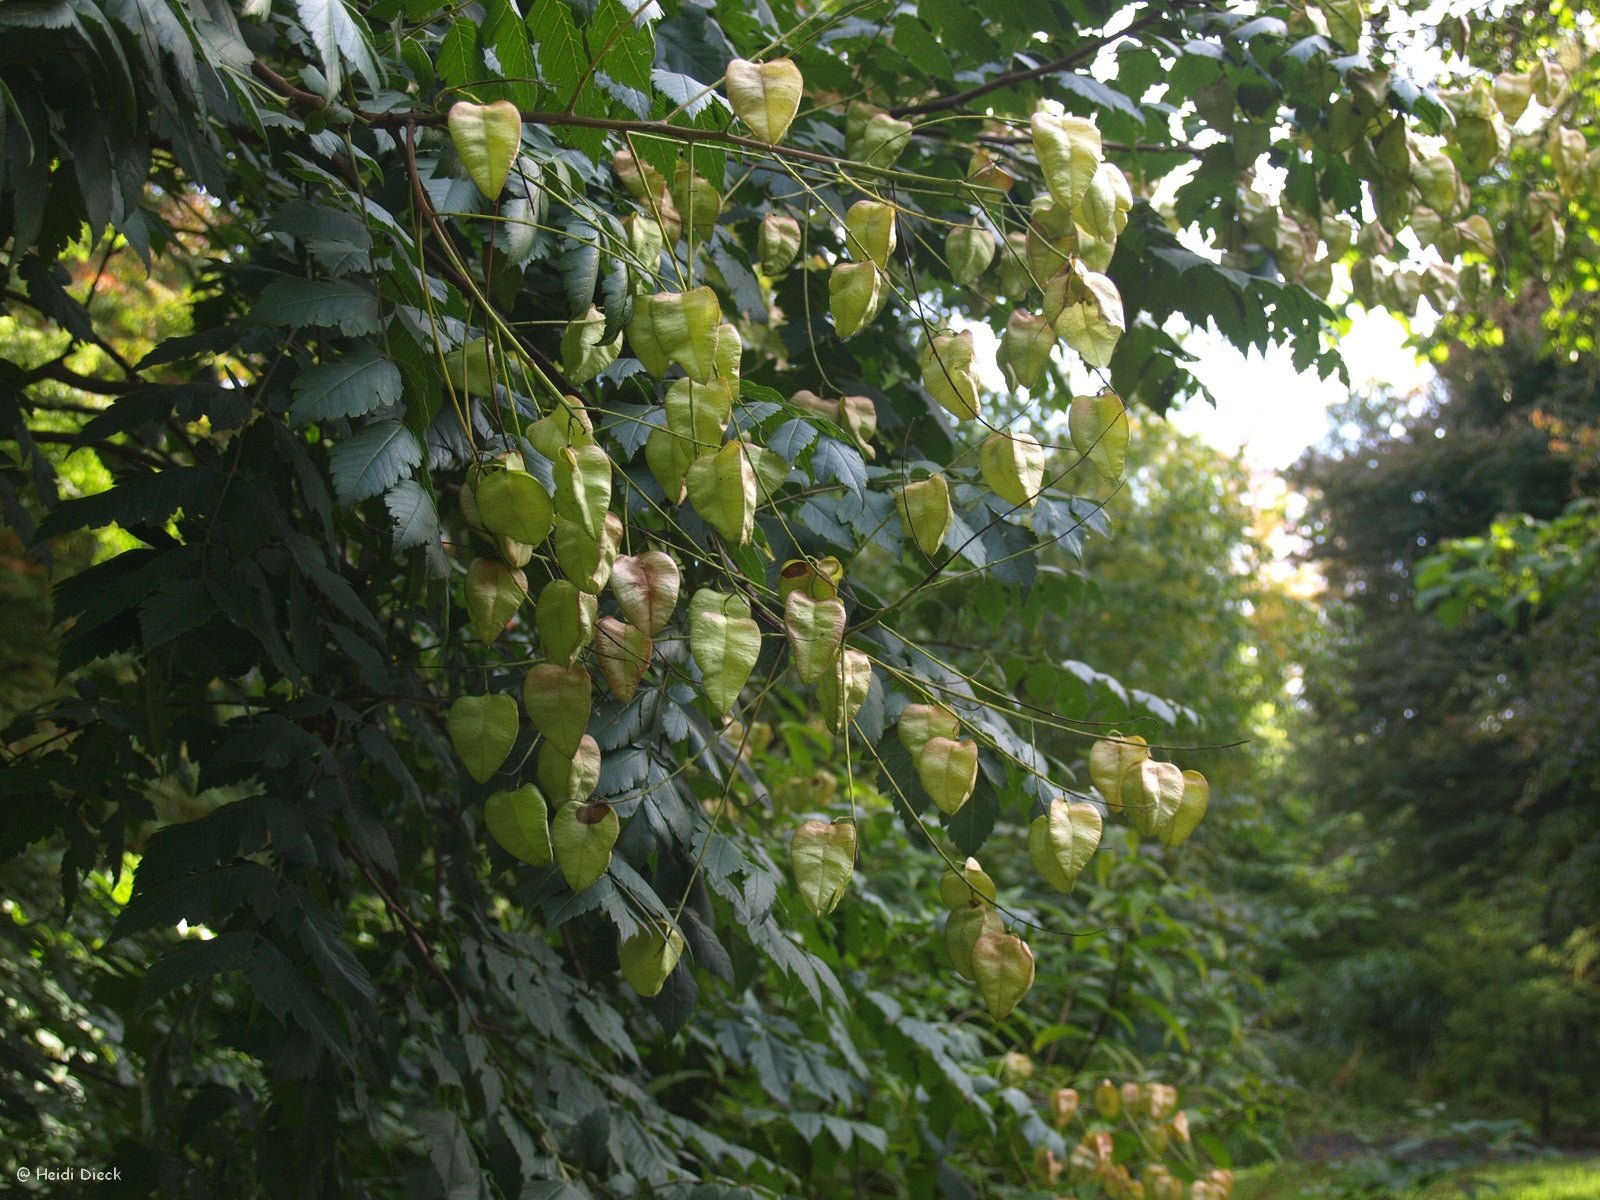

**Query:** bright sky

left=1170, top=308, right=1436, bottom=471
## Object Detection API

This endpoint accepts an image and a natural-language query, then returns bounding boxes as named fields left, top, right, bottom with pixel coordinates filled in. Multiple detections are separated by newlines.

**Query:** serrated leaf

left=384, top=478, right=439, bottom=551
left=253, top=278, right=382, bottom=336
left=289, top=346, right=402, bottom=424
left=328, top=421, right=423, bottom=504
left=295, top=0, right=381, bottom=97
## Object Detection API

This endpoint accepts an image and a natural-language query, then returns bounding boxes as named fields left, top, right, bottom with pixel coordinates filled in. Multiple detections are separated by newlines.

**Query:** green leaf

left=384, top=478, right=439, bottom=551
left=294, top=0, right=381, bottom=96
left=253, top=278, right=382, bottom=335
left=288, top=346, right=402, bottom=424
left=328, top=421, right=423, bottom=504
left=528, top=0, right=584, bottom=105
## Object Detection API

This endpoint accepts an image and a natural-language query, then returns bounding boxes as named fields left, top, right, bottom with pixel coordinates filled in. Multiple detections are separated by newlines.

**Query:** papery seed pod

left=618, top=924, right=685, bottom=997
left=938, top=856, right=997, bottom=908
left=918, top=329, right=981, bottom=420
left=448, top=693, right=520, bottom=784
left=465, top=559, right=528, bottom=644
left=1069, top=391, right=1130, bottom=482
left=1411, top=153, right=1460, bottom=214
left=778, top=556, right=844, bottom=602
left=448, top=100, right=522, bottom=199
left=980, top=431, right=1046, bottom=507
left=1321, top=215, right=1354, bottom=257
left=1051, top=1087, right=1081, bottom=1128
left=970, top=931, right=1034, bottom=1019
left=554, top=444, right=612, bottom=541
left=594, top=616, right=652, bottom=703
left=623, top=209, right=669, bottom=274
left=784, top=591, right=846, bottom=685
left=484, top=784, right=552, bottom=866
left=1089, top=733, right=1148, bottom=811
left=1147, top=1082, right=1178, bottom=1120
left=686, top=441, right=757, bottom=544
left=537, top=734, right=602, bottom=806
left=1025, top=198, right=1076, bottom=283
left=998, top=231, right=1033, bottom=296
left=829, top=261, right=888, bottom=338
left=946, top=224, right=997, bottom=286
left=445, top=336, right=496, bottom=395
left=758, top=211, right=803, bottom=274
left=1120, top=1081, right=1147, bottom=1117
left=900, top=703, right=961, bottom=757
left=1032, top=111, right=1102, bottom=209
left=966, top=147, right=1015, bottom=193
left=611, top=551, right=680, bottom=635
left=945, top=902, right=1003, bottom=978
left=522, top=664, right=592, bottom=758
left=999, top=1051, right=1034, bottom=1084
left=839, top=394, right=878, bottom=458
left=1045, top=262, right=1125, bottom=368
left=476, top=467, right=554, bottom=547
left=536, top=579, right=597, bottom=667
left=791, top=818, right=857, bottom=915
left=688, top=588, right=762, bottom=714
left=725, top=57, right=803, bottom=145
left=818, top=647, right=872, bottom=733
left=996, top=309, right=1056, bottom=391
left=897, top=474, right=951, bottom=558
left=917, top=736, right=978, bottom=815
left=552, top=510, right=621, bottom=595
left=1028, top=799, right=1103, bottom=893
left=628, top=287, right=723, bottom=381
left=669, top=164, right=721, bottom=244
left=1123, top=758, right=1186, bottom=839
left=529, top=398, right=595, bottom=461
left=552, top=800, right=618, bottom=891
left=846, top=102, right=912, bottom=167
left=560, top=305, right=622, bottom=384
left=1161, top=770, right=1210, bottom=846
left=843, top=199, right=897, bottom=268
left=1094, top=1078, right=1121, bottom=1118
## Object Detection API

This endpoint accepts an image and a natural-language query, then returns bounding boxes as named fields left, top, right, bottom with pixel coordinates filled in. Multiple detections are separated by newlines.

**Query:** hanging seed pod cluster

left=434, top=44, right=1223, bottom=1012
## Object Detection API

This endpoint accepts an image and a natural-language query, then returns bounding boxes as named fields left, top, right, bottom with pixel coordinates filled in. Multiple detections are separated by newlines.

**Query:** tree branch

left=26, top=361, right=135, bottom=395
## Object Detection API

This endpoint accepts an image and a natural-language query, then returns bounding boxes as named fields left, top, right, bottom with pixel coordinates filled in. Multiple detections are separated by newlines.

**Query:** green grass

left=1238, top=1156, right=1600, bottom=1200
left=1454, top=1158, right=1600, bottom=1199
